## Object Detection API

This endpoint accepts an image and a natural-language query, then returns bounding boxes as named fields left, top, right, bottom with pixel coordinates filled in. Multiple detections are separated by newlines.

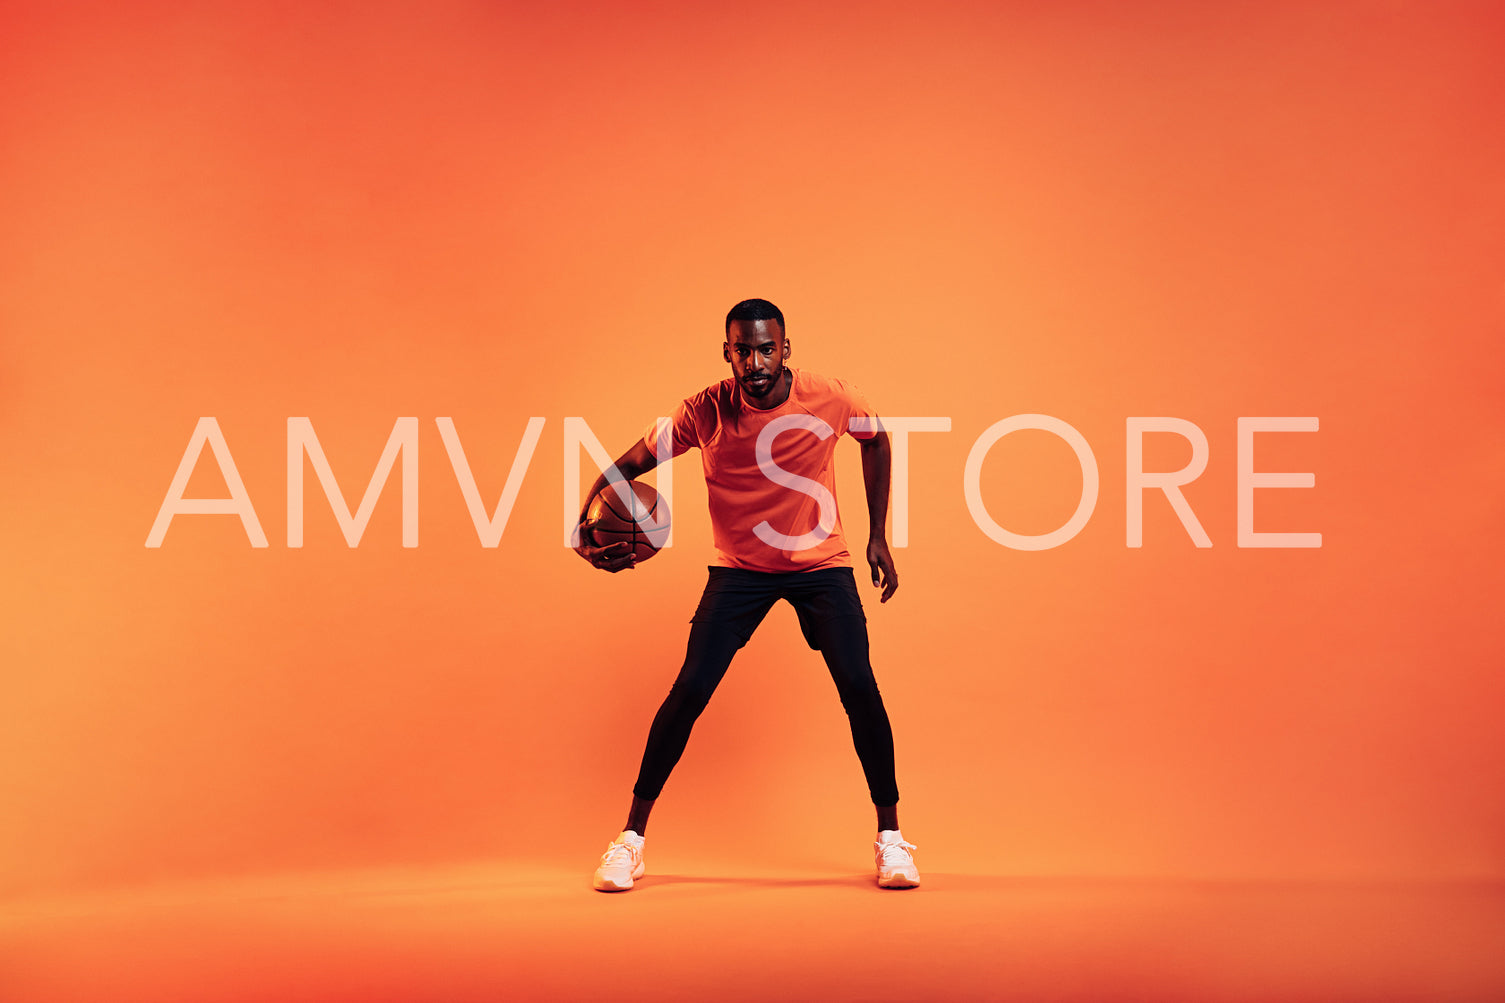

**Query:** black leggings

left=631, top=566, right=900, bottom=807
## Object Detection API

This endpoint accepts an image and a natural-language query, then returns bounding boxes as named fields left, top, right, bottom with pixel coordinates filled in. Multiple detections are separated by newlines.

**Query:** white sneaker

left=875, top=830, right=920, bottom=888
left=593, top=830, right=646, bottom=892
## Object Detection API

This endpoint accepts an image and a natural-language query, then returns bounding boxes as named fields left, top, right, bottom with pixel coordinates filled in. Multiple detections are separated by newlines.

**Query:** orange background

left=3, top=0, right=1503, bottom=903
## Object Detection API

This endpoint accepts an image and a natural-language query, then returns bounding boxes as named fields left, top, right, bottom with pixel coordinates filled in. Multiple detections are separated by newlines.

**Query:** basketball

left=587, top=480, right=671, bottom=563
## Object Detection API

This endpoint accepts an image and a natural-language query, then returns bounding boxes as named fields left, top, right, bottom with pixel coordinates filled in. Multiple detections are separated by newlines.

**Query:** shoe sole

left=878, top=873, right=921, bottom=889
left=593, top=861, right=646, bottom=892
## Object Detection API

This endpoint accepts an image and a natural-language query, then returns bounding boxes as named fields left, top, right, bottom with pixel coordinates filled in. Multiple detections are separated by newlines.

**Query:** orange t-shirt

left=642, top=367, right=881, bottom=573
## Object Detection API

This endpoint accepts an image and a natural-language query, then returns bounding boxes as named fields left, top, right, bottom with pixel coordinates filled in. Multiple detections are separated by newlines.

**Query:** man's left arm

left=859, top=431, right=899, bottom=603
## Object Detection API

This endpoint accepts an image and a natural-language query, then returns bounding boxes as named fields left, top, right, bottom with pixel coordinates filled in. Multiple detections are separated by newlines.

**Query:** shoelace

left=878, top=839, right=917, bottom=865
left=600, top=841, right=640, bottom=867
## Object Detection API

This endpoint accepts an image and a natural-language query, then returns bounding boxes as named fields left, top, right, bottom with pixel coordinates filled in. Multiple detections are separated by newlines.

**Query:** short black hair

left=725, top=298, right=785, bottom=336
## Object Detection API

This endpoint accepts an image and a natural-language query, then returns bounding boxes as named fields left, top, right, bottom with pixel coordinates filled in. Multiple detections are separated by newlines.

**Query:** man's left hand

left=866, top=538, right=898, bottom=604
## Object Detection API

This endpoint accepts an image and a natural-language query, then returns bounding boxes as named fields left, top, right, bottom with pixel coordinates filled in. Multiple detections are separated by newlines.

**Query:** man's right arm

left=573, top=437, right=661, bottom=573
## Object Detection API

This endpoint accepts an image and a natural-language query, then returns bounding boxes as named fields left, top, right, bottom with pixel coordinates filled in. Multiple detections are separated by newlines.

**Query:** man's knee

left=836, top=675, right=885, bottom=714
left=664, top=674, right=719, bottom=714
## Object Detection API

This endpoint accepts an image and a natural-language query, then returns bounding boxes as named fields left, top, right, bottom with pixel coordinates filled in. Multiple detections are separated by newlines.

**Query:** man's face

left=724, top=318, right=790, bottom=400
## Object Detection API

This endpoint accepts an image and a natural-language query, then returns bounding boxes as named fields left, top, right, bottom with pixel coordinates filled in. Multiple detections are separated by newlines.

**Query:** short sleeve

left=841, top=380, right=883, bottom=440
left=642, top=398, right=700, bottom=459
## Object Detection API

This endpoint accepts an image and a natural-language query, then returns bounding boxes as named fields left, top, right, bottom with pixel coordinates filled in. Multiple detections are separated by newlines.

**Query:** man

left=573, top=298, right=918, bottom=891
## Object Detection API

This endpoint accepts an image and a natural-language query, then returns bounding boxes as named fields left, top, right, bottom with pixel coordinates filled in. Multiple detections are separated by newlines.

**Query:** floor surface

left=4, top=861, right=1504, bottom=1001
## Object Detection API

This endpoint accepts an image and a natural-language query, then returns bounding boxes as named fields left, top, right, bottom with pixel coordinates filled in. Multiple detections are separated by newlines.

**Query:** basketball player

left=572, top=298, right=919, bottom=891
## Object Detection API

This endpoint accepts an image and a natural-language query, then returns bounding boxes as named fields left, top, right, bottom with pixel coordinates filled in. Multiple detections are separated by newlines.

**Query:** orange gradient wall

left=2, top=0, right=1503, bottom=898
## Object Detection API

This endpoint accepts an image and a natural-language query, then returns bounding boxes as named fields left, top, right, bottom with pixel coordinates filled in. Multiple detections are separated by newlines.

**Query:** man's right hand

left=573, top=518, right=637, bottom=573
left=573, top=438, right=660, bottom=573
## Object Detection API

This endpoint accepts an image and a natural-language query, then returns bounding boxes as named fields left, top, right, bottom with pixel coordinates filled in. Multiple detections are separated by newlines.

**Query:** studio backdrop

left=3, top=0, right=1502, bottom=898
